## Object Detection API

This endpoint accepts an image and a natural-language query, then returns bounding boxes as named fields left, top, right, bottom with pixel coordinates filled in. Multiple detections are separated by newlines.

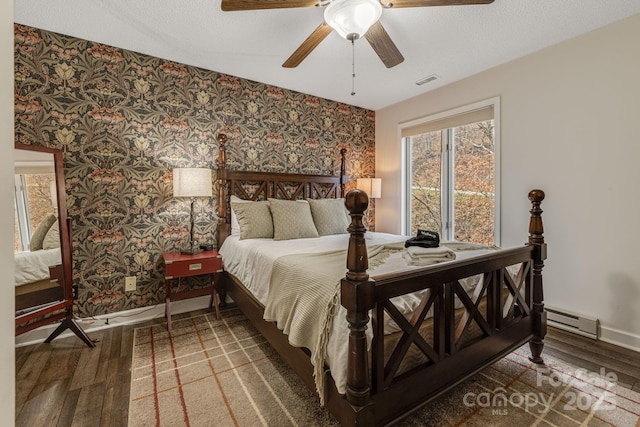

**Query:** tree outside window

left=14, top=173, right=56, bottom=252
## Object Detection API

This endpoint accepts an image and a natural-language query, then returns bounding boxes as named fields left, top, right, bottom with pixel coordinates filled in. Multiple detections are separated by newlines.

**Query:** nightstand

left=162, top=249, right=222, bottom=333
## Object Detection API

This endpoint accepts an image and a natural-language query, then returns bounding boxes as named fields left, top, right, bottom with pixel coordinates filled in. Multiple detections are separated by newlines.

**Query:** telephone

left=404, top=229, right=440, bottom=248
left=416, top=229, right=439, bottom=243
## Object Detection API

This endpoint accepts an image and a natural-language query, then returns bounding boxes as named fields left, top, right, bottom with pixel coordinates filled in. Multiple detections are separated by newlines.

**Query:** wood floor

left=15, top=310, right=640, bottom=427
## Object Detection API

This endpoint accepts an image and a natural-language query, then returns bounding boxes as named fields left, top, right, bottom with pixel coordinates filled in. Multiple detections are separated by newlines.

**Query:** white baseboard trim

left=548, top=322, right=599, bottom=340
left=599, top=325, right=640, bottom=353
left=18, top=300, right=639, bottom=354
left=15, top=296, right=213, bottom=348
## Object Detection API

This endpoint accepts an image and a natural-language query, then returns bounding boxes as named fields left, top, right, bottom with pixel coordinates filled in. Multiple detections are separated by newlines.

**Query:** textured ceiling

left=14, top=0, right=640, bottom=110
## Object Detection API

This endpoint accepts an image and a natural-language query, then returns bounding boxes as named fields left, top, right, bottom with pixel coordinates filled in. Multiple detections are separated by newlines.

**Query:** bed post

left=216, top=134, right=229, bottom=305
left=528, top=189, right=547, bottom=363
left=339, top=148, right=347, bottom=197
left=341, top=189, right=375, bottom=424
left=216, top=133, right=229, bottom=245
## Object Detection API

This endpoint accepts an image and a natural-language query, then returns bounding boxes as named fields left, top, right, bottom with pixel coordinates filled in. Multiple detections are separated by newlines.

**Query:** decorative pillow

left=29, top=214, right=57, bottom=251
left=268, top=199, right=319, bottom=241
left=230, top=195, right=248, bottom=235
left=307, top=198, right=350, bottom=236
left=230, top=199, right=273, bottom=239
left=42, top=220, right=61, bottom=249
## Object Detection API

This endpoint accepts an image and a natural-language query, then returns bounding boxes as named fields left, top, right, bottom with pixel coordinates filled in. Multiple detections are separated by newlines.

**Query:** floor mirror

left=14, top=142, right=94, bottom=347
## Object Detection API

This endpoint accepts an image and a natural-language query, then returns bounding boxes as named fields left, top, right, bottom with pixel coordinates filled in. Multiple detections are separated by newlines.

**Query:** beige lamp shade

left=173, top=168, right=212, bottom=198
left=356, top=178, right=381, bottom=199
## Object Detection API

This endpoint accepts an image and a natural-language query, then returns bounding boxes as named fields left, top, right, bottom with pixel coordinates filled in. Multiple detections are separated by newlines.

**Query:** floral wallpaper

left=14, top=24, right=376, bottom=317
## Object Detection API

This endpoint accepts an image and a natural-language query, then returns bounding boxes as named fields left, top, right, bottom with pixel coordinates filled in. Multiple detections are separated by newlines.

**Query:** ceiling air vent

left=415, top=74, right=439, bottom=86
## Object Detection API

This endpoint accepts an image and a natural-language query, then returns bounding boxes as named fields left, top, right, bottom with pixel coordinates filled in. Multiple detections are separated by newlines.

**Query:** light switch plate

left=125, top=276, right=137, bottom=292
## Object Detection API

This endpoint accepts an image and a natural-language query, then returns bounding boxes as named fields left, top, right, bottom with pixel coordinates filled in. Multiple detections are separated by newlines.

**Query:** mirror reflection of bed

left=14, top=143, right=94, bottom=347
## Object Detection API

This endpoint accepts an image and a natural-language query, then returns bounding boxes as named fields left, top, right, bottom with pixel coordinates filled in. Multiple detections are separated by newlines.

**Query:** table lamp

left=356, top=177, right=381, bottom=229
left=356, top=177, right=382, bottom=199
left=173, top=167, right=212, bottom=255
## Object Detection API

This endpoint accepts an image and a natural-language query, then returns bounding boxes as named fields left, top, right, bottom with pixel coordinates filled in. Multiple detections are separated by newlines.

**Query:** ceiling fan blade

left=382, top=0, right=494, bottom=8
left=364, top=21, right=404, bottom=69
left=283, top=23, right=333, bottom=68
left=221, top=0, right=319, bottom=11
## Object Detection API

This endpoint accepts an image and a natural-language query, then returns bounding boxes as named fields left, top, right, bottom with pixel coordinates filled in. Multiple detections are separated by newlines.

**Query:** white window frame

left=14, top=174, right=33, bottom=252
left=400, top=97, right=501, bottom=245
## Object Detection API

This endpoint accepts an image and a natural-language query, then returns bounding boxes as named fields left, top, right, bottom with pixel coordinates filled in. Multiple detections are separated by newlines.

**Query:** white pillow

left=229, top=195, right=246, bottom=235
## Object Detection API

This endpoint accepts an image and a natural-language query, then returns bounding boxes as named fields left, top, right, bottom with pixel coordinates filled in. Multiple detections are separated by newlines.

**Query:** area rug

left=128, top=308, right=640, bottom=426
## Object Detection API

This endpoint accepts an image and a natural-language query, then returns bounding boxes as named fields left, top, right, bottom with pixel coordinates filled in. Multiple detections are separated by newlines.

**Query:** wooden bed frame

left=15, top=273, right=63, bottom=313
left=215, top=133, right=547, bottom=426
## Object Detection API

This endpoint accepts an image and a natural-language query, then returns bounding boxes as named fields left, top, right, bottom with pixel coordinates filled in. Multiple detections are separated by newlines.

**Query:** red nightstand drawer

left=163, top=250, right=222, bottom=279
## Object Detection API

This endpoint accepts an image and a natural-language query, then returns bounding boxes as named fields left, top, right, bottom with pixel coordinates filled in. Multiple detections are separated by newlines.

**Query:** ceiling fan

left=221, top=0, right=495, bottom=69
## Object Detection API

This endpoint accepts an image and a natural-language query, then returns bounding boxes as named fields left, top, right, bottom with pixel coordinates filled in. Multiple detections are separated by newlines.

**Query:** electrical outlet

left=125, top=276, right=137, bottom=292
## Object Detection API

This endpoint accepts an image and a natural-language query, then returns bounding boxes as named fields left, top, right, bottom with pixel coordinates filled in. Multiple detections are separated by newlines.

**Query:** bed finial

left=217, top=133, right=227, bottom=169
left=344, top=189, right=369, bottom=281
left=528, top=189, right=545, bottom=243
left=527, top=188, right=546, bottom=364
left=340, top=148, right=347, bottom=197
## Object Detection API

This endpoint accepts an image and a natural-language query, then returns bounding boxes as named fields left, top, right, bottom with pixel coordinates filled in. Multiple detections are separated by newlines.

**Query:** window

left=14, top=172, right=57, bottom=252
left=402, top=98, right=500, bottom=245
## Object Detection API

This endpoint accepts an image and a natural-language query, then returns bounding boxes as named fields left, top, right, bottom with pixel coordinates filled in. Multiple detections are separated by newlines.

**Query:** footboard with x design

left=336, top=189, right=546, bottom=426
left=371, top=246, right=536, bottom=391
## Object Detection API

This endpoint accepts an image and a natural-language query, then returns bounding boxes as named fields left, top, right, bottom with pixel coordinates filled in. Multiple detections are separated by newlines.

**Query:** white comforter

left=14, top=248, right=61, bottom=287
left=220, top=232, right=496, bottom=396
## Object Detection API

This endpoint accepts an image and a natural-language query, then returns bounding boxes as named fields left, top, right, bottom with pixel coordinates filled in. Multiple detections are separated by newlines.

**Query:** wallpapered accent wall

left=14, top=24, right=376, bottom=317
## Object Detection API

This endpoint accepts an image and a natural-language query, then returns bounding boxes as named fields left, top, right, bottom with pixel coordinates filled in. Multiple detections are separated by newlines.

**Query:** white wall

left=1, top=1, right=15, bottom=423
left=376, top=14, right=640, bottom=349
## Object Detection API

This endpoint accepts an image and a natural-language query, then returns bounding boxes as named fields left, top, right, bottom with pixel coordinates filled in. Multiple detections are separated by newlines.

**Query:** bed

left=15, top=247, right=63, bottom=312
left=14, top=213, right=64, bottom=312
left=214, top=133, right=547, bottom=426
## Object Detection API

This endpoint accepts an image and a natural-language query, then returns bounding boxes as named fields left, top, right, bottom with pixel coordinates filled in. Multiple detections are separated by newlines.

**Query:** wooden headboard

left=215, top=133, right=347, bottom=247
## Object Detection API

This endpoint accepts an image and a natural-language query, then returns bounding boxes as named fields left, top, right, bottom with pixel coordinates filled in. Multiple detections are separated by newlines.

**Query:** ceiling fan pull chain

left=351, top=38, right=356, bottom=96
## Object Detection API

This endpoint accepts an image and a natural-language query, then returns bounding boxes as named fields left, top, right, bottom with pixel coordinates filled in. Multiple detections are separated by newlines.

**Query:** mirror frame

left=15, top=142, right=73, bottom=332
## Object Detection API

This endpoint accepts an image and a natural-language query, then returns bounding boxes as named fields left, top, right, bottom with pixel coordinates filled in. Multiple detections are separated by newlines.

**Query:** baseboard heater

left=545, top=306, right=599, bottom=339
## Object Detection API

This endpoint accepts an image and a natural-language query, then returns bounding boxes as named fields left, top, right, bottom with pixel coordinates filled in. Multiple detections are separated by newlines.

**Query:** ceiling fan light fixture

left=324, top=0, right=383, bottom=40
